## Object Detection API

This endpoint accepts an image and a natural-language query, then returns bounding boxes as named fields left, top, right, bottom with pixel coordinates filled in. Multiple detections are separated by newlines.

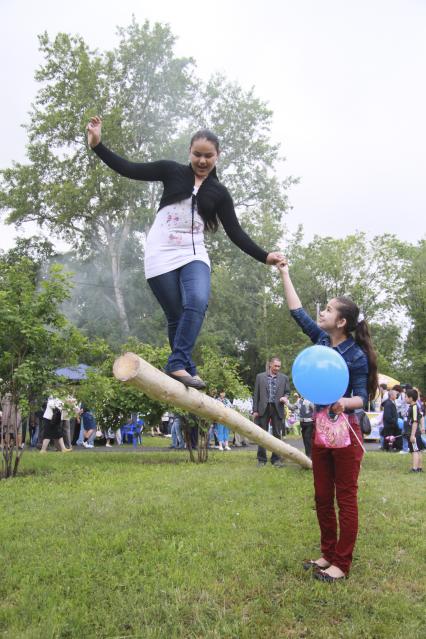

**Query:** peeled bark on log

left=113, top=352, right=312, bottom=470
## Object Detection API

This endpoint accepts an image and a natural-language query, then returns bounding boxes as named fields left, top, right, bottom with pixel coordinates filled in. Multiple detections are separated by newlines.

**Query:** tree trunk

left=106, top=223, right=131, bottom=336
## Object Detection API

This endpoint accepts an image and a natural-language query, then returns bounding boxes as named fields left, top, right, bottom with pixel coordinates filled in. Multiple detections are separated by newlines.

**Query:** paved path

left=26, top=437, right=382, bottom=454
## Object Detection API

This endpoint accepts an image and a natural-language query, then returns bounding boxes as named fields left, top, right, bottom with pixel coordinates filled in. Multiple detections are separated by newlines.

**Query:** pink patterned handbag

left=314, top=409, right=351, bottom=449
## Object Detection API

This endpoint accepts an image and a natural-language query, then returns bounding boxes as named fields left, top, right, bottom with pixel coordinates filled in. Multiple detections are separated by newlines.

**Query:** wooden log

left=113, top=352, right=312, bottom=470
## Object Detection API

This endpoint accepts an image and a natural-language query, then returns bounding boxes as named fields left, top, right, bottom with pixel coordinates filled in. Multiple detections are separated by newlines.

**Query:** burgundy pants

left=311, top=414, right=364, bottom=575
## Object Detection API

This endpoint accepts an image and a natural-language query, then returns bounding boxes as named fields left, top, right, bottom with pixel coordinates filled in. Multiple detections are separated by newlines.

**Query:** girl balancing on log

left=87, top=116, right=284, bottom=389
left=277, top=258, right=378, bottom=582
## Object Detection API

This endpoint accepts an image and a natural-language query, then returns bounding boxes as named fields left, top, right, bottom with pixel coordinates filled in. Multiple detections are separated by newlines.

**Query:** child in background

left=216, top=391, right=232, bottom=451
left=405, top=389, right=425, bottom=473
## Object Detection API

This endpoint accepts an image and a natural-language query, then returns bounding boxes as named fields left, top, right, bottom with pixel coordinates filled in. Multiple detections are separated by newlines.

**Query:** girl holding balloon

left=277, top=259, right=377, bottom=582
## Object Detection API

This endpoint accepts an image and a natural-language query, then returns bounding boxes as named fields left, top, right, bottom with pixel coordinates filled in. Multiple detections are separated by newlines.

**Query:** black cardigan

left=93, top=143, right=268, bottom=264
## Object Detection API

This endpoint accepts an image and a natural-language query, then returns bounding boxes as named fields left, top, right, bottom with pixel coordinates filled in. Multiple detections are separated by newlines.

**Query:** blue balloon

left=292, top=345, right=349, bottom=405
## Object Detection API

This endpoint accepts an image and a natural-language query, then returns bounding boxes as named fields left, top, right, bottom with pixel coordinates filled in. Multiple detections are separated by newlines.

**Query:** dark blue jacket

left=290, top=307, right=369, bottom=408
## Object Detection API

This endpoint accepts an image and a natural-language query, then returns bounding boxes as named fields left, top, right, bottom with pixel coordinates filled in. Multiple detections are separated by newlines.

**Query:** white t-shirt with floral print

left=144, top=187, right=210, bottom=279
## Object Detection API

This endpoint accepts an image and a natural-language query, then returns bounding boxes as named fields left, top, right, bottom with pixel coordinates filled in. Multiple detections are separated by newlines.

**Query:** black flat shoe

left=313, top=569, right=347, bottom=583
left=167, top=371, right=206, bottom=389
left=192, top=375, right=206, bottom=387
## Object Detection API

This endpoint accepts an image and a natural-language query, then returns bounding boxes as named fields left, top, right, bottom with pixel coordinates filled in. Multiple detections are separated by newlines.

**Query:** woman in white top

left=87, top=116, right=283, bottom=388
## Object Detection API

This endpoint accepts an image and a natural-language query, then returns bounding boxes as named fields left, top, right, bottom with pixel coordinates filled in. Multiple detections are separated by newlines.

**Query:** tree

left=400, top=240, right=426, bottom=389
left=0, top=251, right=85, bottom=477
left=0, top=20, right=196, bottom=337
left=0, top=20, right=293, bottom=343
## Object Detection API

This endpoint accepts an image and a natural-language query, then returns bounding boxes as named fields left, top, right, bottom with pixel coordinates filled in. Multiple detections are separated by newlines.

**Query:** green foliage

left=77, top=338, right=171, bottom=429
left=197, top=345, right=250, bottom=399
left=399, top=239, right=426, bottom=389
left=0, top=255, right=83, bottom=410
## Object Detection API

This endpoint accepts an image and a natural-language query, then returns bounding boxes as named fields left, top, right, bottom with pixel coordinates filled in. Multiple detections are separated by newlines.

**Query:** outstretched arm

left=277, top=259, right=302, bottom=310
left=86, top=115, right=168, bottom=181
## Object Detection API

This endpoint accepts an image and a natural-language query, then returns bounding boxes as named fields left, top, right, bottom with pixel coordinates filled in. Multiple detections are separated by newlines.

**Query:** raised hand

left=86, top=115, right=102, bottom=148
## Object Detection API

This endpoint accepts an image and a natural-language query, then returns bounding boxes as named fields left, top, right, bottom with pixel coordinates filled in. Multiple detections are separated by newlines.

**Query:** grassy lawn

left=1, top=448, right=425, bottom=638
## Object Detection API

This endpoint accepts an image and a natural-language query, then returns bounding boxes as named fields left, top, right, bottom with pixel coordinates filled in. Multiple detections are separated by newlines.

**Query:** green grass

left=1, top=449, right=425, bottom=638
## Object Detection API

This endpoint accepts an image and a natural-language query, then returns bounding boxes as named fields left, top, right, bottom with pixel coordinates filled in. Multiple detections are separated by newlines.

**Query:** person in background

left=169, top=413, right=184, bottom=449
left=378, top=383, right=388, bottom=407
left=105, top=427, right=116, bottom=448
left=61, top=396, right=78, bottom=450
left=252, top=357, right=290, bottom=468
left=382, top=390, right=401, bottom=451
left=232, top=397, right=252, bottom=447
left=28, top=412, right=38, bottom=448
left=299, top=397, right=315, bottom=459
left=161, top=412, right=170, bottom=437
left=216, top=390, right=232, bottom=451
left=40, top=397, right=71, bottom=454
left=395, top=385, right=408, bottom=420
left=80, top=406, right=97, bottom=449
left=404, top=389, right=425, bottom=473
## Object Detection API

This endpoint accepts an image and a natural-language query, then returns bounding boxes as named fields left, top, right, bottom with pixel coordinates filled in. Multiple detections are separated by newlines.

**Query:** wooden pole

left=113, top=352, right=312, bottom=470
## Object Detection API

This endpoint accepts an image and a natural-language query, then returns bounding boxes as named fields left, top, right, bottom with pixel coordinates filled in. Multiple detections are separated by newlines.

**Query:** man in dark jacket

left=382, top=389, right=401, bottom=451
left=252, top=357, right=290, bottom=467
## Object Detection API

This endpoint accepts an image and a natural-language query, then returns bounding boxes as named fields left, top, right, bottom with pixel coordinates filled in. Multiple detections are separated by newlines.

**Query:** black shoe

left=166, top=371, right=206, bottom=389
left=313, top=569, right=347, bottom=583
left=192, top=375, right=207, bottom=387
left=257, top=461, right=267, bottom=467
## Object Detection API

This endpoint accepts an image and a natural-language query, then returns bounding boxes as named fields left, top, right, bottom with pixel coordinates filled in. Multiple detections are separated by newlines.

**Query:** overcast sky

left=0, top=0, right=425, bottom=250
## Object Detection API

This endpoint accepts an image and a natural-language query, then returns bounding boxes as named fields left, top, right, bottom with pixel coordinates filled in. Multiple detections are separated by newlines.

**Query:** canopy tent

left=55, top=364, right=89, bottom=381
left=378, top=373, right=400, bottom=390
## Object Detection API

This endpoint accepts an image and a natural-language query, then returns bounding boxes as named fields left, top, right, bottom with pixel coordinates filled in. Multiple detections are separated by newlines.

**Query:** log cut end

left=113, top=352, right=141, bottom=382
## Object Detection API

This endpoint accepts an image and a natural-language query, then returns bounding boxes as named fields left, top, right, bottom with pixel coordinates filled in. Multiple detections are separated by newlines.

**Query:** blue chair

left=120, top=422, right=143, bottom=447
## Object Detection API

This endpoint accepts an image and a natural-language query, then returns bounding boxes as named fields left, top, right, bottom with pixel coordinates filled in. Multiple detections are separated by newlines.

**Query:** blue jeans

left=76, top=423, right=85, bottom=445
left=147, top=261, right=210, bottom=376
left=216, top=423, right=230, bottom=443
left=171, top=417, right=184, bottom=448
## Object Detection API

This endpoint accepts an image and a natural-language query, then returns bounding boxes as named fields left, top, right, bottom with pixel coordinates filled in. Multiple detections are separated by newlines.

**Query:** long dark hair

left=190, top=129, right=221, bottom=232
left=335, top=297, right=378, bottom=400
